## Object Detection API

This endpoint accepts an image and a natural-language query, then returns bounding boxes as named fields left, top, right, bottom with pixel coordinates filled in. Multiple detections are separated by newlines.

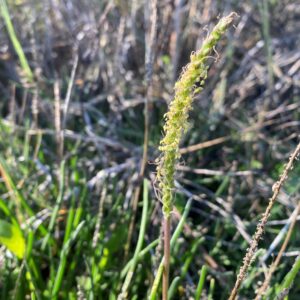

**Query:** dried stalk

left=228, top=142, right=300, bottom=300
left=254, top=201, right=300, bottom=300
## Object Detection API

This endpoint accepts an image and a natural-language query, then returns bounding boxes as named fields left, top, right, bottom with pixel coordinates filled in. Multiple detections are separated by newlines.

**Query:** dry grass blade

left=179, top=136, right=229, bottom=154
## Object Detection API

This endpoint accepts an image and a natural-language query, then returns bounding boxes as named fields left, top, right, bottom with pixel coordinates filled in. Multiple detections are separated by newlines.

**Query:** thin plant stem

left=228, top=142, right=300, bottom=300
left=121, top=239, right=159, bottom=278
left=92, top=185, right=107, bottom=248
left=61, top=53, right=78, bottom=156
left=149, top=198, right=193, bottom=300
left=118, top=180, right=149, bottom=300
left=208, top=278, right=215, bottom=300
left=41, top=160, right=66, bottom=250
left=53, top=79, right=63, bottom=161
left=195, top=265, right=208, bottom=300
left=162, top=216, right=170, bottom=300
left=51, top=221, right=85, bottom=299
left=155, top=13, right=236, bottom=300
left=254, top=201, right=300, bottom=300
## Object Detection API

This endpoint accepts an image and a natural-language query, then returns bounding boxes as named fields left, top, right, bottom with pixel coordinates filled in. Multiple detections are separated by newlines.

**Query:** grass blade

left=195, top=265, right=207, bottom=300
left=0, top=0, right=33, bottom=81
left=118, top=179, right=149, bottom=299
left=51, top=221, right=85, bottom=299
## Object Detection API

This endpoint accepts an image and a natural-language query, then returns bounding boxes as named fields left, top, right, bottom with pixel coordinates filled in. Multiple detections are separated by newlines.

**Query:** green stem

left=195, top=265, right=207, bottom=300
left=121, top=239, right=159, bottom=278
left=162, top=216, right=171, bottom=300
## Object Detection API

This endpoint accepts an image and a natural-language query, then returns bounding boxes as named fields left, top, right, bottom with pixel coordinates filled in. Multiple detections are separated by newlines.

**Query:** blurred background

left=0, top=0, right=300, bottom=299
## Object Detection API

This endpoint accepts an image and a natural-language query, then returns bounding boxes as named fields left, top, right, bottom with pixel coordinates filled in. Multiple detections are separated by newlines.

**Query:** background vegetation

left=0, top=0, right=299, bottom=299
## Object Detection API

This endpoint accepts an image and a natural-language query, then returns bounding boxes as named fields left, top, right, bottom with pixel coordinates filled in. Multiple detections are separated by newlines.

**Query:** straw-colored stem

left=254, top=201, right=300, bottom=300
left=228, top=142, right=300, bottom=300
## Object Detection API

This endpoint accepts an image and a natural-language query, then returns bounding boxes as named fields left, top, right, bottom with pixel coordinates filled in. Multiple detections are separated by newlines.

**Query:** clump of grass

left=228, top=142, right=300, bottom=300
left=155, top=12, right=237, bottom=300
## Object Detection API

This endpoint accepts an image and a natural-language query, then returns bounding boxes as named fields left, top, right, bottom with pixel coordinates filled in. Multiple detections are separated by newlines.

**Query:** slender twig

left=179, top=136, right=230, bottom=154
left=54, top=78, right=63, bottom=160
left=261, top=202, right=300, bottom=263
left=254, top=201, right=300, bottom=300
left=92, top=185, right=107, bottom=248
left=61, top=53, right=78, bottom=156
left=228, top=142, right=300, bottom=300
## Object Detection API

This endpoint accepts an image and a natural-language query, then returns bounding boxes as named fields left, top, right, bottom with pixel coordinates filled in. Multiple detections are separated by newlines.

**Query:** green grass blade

left=118, top=179, right=149, bottom=299
left=168, top=276, right=180, bottom=300
left=0, top=0, right=33, bottom=81
left=121, top=239, right=159, bottom=278
left=195, top=265, right=207, bottom=300
left=168, top=237, right=205, bottom=299
left=41, top=160, right=65, bottom=250
left=0, top=197, right=20, bottom=229
left=0, top=155, right=34, bottom=219
left=278, top=255, right=300, bottom=296
left=51, top=221, right=85, bottom=299
left=63, top=192, right=76, bottom=245
left=208, top=277, right=215, bottom=300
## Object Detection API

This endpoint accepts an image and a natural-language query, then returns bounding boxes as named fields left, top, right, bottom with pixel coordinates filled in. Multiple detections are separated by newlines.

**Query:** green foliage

left=0, top=0, right=33, bottom=82
left=0, top=219, right=25, bottom=259
left=0, top=1, right=299, bottom=299
left=278, top=255, right=300, bottom=296
left=195, top=265, right=207, bottom=300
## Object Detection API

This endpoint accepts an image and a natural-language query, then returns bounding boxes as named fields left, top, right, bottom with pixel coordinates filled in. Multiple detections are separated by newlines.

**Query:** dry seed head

left=229, top=142, right=300, bottom=300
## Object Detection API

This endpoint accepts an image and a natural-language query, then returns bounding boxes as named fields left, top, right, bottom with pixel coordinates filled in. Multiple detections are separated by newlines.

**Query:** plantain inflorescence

left=156, top=12, right=237, bottom=218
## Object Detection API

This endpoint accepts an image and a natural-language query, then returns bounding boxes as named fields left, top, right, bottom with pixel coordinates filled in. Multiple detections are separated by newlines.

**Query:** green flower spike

left=157, top=12, right=237, bottom=218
